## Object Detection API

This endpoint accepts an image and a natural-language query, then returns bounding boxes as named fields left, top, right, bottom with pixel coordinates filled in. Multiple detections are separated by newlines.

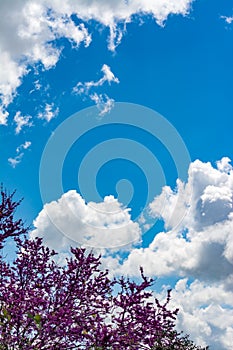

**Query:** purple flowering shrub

left=0, top=189, right=208, bottom=349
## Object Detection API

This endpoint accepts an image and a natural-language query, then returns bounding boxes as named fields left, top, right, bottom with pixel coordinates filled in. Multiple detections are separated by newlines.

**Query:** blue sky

left=1, top=1, right=233, bottom=349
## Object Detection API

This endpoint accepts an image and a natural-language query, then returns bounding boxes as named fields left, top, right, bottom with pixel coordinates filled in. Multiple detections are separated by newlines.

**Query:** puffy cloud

left=31, top=157, right=233, bottom=349
left=37, top=103, right=59, bottom=122
left=168, top=279, right=233, bottom=350
left=149, top=157, right=233, bottom=231
left=149, top=178, right=191, bottom=231
left=0, top=0, right=91, bottom=124
left=0, top=0, right=193, bottom=123
left=8, top=141, right=31, bottom=168
left=14, top=111, right=33, bottom=134
left=119, top=158, right=233, bottom=278
left=0, top=108, right=9, bottom=125
left=101, top=64, right=120, bottom=84
left=113, top=157, right=233, bottom=350
left=44, top=0, right=193, bottom=50
left=0, top=51, right=27, bottom=124
left=217, top=157, right=232, bottom=173
left=31, top=190, right=141, bottom=251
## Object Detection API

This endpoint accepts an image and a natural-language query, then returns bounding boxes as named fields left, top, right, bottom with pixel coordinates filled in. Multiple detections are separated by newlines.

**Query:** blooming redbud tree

left=0, top=187, right=27, bottom=249
left=0, top=188, right=208, bottom=349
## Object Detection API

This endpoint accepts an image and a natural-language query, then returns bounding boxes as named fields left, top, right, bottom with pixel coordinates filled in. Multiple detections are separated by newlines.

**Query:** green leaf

left=27, top=312, right=34, bottom=320
left=2, top=308, right=11, bottom=321
left=34, top=314, right=41, bottom=324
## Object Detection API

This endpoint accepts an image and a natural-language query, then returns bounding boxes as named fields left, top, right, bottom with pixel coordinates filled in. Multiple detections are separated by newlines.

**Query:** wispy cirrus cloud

left=8, top=141, right=31, bottom=168
left=73, top=64, right=119, bottom=116
left=220, top=15, right=233, bottom=24
left=73, top=64, right=119, bottom=95
left=29, top=80, right=42, bottom=94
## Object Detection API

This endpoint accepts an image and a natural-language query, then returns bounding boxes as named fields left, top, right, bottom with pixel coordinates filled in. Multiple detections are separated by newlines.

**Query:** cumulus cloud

left=0, top=108, right=9, bottom=126
left=0, top=51, right=27, bottom=124
left=149, top=157, right=233, bottom=231
left=112, top=157, right=233, bottom=350
left=37, top=103, right=59, bottom=122
left=31, top=190, right=141, bottom=251
left=0, top=0, right=91, bottom=124
left=8, top=141, right=31, bottom=168
left=166, top=279, right=233, bottom=350
left=119, top=158, right=233, bottom=278
left=44, top=0, right=193, bottom=50
left=0, top=0, right=193, bottom=123
left=30, top=157, right=233, bottom=349
left=14, top=111, right=33, bottom=134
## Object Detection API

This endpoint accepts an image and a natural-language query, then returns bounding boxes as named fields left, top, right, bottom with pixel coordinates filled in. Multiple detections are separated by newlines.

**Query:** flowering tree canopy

left=0, top=188, right=208, bottom=349
left=0, top=187, right=27, bottom=249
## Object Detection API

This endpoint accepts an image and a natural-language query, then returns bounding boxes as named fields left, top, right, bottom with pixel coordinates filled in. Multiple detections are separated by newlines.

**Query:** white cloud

left=73, top=64, right=119, bottom=115
left=0, top=108, right=9, bottom=125
left=101, top=64, right=120, bottom=84
left=0, top=51, right=27, bottom=124
left=119, top=158, right=233, bottom=278
left=109, top=157, right=233, bottom=350
left=34, top=80, right=42, bottom=91
left=45, top=0, right=193, bottom=50
left=37, top=103, right=59, bottom=122
left=168, top=279, right=233, bottom=350
left=8, top=141, right=31, bottom=168
left=149, top=178, right=191, bottom=231
left=0, top=0, right=91, bottom=124
left=221, top=15, right=233, bottom=24
left=29, top=79, right=42, bottom=94
left=31, top=190, right=141, bottom=251
left=149, top=157, right=233, bottom=231
left=73, top=64, right=119, bottom=95
left=30, top=157, right=233, bottom=349
left=90, top=93, right=115, bottom=116
left=0, top=0, right=193, bottom=123
left=16, top=140, right=31, bottom=152
left=14, top=111, right=33, bottom=134
left=217, top=157, right=232, bottom=173
left=8, top=154, right=24, bottom=168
